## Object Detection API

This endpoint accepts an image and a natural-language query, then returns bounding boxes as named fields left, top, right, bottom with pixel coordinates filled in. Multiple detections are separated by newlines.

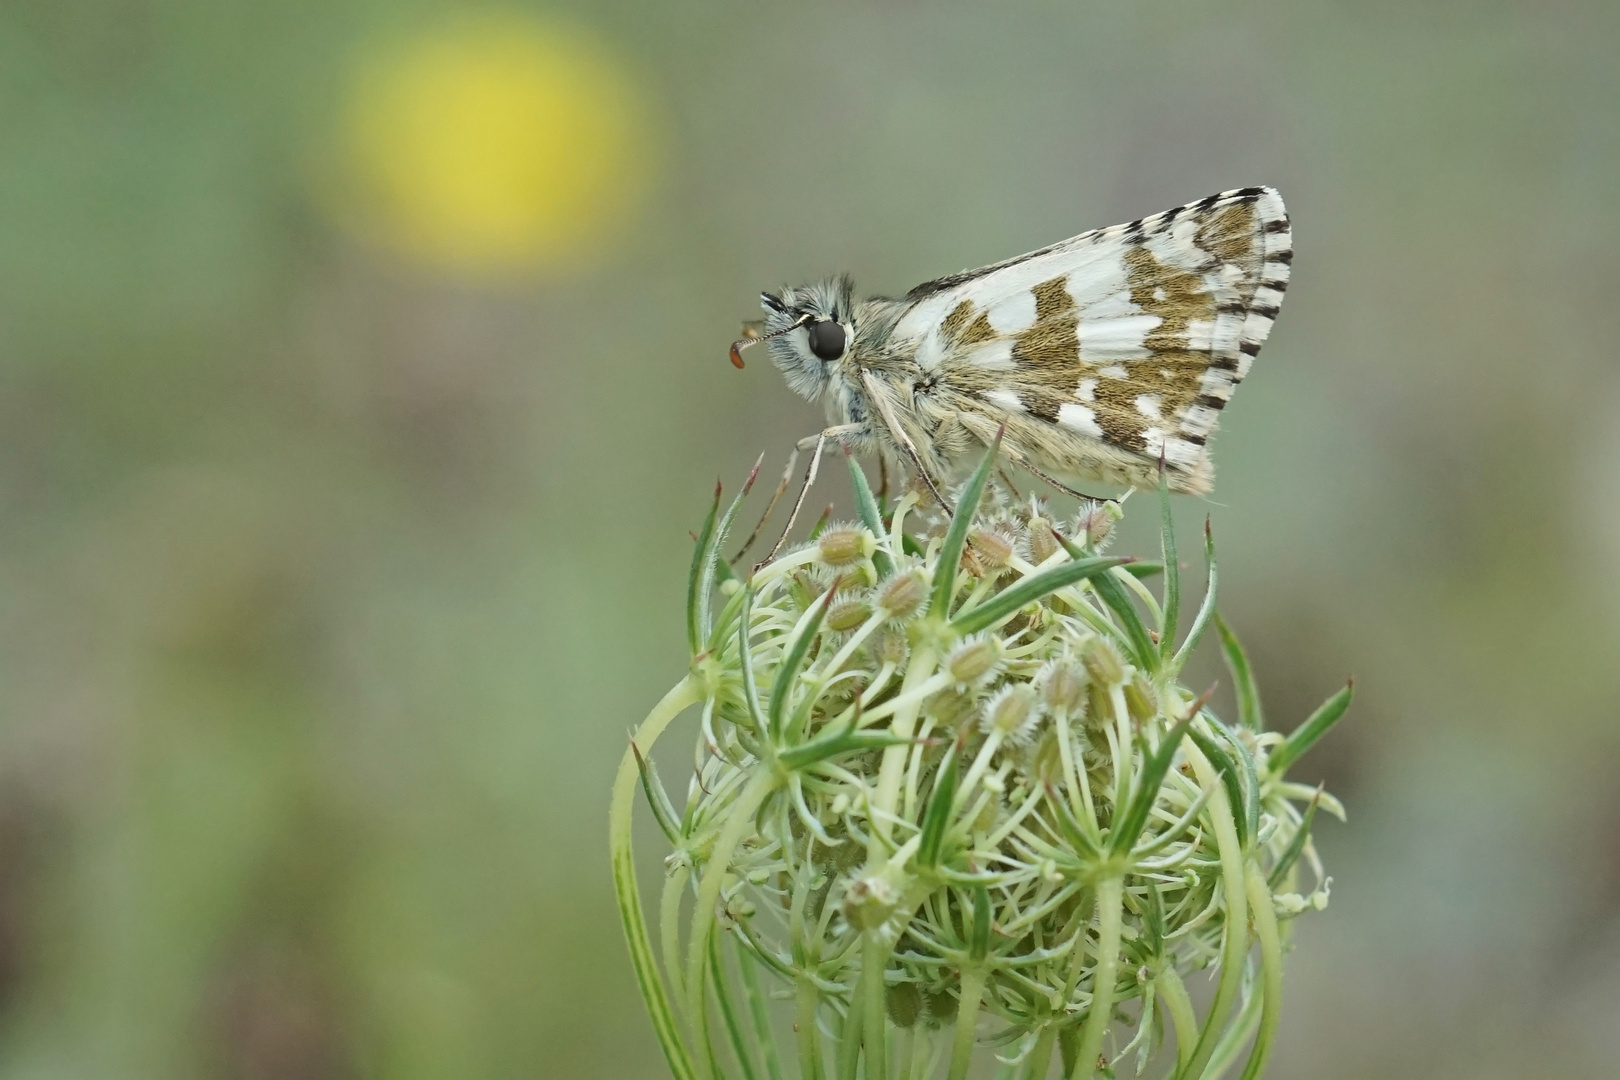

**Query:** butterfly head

left=750, top=276, right=854, bottom=403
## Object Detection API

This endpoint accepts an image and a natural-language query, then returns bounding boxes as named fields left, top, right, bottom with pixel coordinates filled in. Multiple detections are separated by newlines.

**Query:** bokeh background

left=1, top=2, right=1618, bottom=1077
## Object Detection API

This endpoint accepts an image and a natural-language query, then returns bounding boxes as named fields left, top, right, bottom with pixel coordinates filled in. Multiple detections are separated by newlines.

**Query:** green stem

left=945, top=966, right=987, bottom=1080
left=611, top=677, right=706, bottom=1080
left=1067, top=876, right=1123, bottom=1080
left=1173, top=745, right=1250, bottom=1080
left=871, top=642, right=940, bottom=844
left=735, top=936, right=784, bottom=1080
left=836, top=1000, right=863, bottom=1080
left=711, top=932, right=762, bottom=1080
left=1155, top=968, right=1199, bottom=1071
left=863, top=935, right=890, bottom=1080
left=1016, top=1027, right=1057, bottom=1080
left=913, top=1032, right=943, bottom=1080
left=1201, top=965, right=1262, bottom=1080
left=894, top=1024, right=915, bottom=1080
left=686, top=769, right=780, bottom=1030
left=1237, top=865, right=1284, bottom=1080
left=797, top=973, right=824, bottom=1080
left=661, top=863, right=692, bottom=1012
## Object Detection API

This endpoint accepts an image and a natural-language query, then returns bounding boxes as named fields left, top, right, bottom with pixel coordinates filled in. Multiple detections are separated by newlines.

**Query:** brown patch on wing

left=1195, top=201, right=1259, bottom=265
left=1115, top=247, right=1221, bottom=435
left=940, top=299, right=975, bottom=344
left=958, top=310, right=997, bottom=346
left=1089, top=354, right=1214, bottom=453
left=1031, top=276, right=1071, bottom=322
left=1010, top=276, right=1080, bottom=371
left=1122, top=247, right=1217, bottom=350
left=1089, top=380, right=1150, bottom=452
left=1001, top=276, right=1085, bottom=423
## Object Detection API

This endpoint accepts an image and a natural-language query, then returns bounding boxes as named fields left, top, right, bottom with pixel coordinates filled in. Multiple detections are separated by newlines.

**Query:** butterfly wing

left=889, top=186, right=1291, bottom=492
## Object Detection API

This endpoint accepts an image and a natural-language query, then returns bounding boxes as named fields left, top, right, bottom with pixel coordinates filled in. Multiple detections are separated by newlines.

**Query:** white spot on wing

left=965, top=340, right=1016, bottom=370
left=1076, top=289, right=1137, bottom=320
left=1077, top=377, right=1097, bottom=402
left=984, top=389, right=1025, bottom=412
left=1066, top=255, right=1129, bottom=306
left=1098, top=364, right=1128, bottom=379
left=1058, top=403, right=1104, bottom=438
left=1078, top=315, right=1155, bottom=360
left=893, top=293, right=954, bottom=346
left=987, top=290, right=1037, bottom=334
left=1135, top=394, right=1164, bottom=422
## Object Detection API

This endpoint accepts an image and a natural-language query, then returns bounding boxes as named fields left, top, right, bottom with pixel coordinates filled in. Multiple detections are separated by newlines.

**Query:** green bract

left=611, top=445, right=1348, bottom=1080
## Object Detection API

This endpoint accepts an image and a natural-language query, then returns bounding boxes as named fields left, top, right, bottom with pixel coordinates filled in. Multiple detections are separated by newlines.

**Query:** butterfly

left=730, top=186, right=1291, bottom=519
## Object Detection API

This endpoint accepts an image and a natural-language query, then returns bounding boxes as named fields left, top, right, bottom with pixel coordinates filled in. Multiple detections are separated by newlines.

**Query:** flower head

left=614, top=447, right=1350, bottom=1080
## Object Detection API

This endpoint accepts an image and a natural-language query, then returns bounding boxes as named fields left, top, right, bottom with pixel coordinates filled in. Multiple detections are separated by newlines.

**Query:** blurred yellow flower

left=332, top=13, right=651, bottom=275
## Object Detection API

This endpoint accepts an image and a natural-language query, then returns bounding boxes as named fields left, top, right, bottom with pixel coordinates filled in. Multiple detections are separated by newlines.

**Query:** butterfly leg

left=894, top=439, right=954, bottom=516
left=731, top=425, right=862, bottom=565
left=1015, top=459, right=1113, bottom=505
left=860, top=372, right=955, bottom=516
left=729, top=447, right=801, bottom=565
left=755, top=425, right=865, bottom=569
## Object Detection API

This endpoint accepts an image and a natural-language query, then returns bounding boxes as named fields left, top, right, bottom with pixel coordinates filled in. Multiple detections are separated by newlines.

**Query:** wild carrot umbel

left=610, top=442, right=1348, bottom=1080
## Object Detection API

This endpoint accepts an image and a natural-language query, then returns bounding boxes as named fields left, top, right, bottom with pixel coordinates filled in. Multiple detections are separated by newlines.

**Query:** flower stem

left=862, top=935, right=890, bottom=1080
left=1016, top=1026, right=1057, bottom=1080
left=686, top=769, right=780, bottom=1026
left=1155, top=968, right=1198, bottom=1070
left=871, top=643, right=939, bottom=844
left=836, top=996, right=862, bottom=1080
left=796, top=972, right=824, bottom=1080
left=661, top=863, right=691, bottom=1011
left=945, top=966, right=987, bottom=1080
left=611, top=677, right=705, bottom=1080
left=1068, top=876, right=1124, bottom=1080
left=1238, top=864, right=1284, bottom=1080
left=710, top=932, right=763, bottom=1080
left=735, top=935, right=785, bottom=1080
left=1173, top=743, right=1250, bottom=1080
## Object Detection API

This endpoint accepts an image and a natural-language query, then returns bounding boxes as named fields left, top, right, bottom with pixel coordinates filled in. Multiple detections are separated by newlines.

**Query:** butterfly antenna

left=729, top=312, right=812, bottom=369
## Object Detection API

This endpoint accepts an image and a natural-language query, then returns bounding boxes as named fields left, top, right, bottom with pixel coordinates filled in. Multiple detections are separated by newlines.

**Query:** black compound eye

left=806, top=320, right=846, bottom=361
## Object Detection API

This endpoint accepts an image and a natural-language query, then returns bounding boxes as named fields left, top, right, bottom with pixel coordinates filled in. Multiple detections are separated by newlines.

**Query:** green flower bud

left=1039, top=659, right=1088, bottom=711
left=1082, top=638, right=1125, bottom=687
left=628, top=458, right=1347, bottom=1078
left=946, top=634, right=1004, bottom=687
left=826, top=599, right=872, bottom=632
left=877, top=569, right=929, bottom=619
left=1073, top=500, right=1121, bottom=547
left=967, top=527, right=1016, bottom=569
left=1087, top=683, right=1115, bottom=729
left=867, top=625, right=909, bottom=667
left=886, top=982, right=924, bottom=1028
left=818, top=525, right=876, bottom=567
left=1026, top=516, right=1061, bottom=564
left=842, top=871, right=899, bottom=931
left=928, top=687, right=981, bottom=730
left=1124, top=673, right=1157, bottom=723
left=982, top=683, right=1039, bottom=743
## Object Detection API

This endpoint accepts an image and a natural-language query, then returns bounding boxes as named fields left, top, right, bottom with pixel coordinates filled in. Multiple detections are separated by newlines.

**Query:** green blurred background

left=2, top=2, right=1618, bottom=1077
